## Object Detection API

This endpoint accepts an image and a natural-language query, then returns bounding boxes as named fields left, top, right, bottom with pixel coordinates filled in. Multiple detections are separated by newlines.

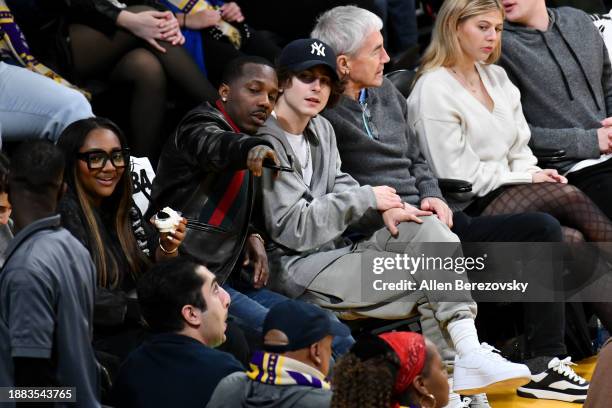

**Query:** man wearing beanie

left=206, top=299, right=349, bottom=407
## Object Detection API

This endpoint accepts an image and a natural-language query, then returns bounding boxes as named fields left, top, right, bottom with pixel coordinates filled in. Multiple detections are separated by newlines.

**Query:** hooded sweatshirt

left=499, top=7, right=612, bottom=173
left=255, top=115, right=379, bottom=298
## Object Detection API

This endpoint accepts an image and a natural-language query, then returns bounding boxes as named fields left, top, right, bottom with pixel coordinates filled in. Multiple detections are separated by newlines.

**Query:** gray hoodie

left=255, top=115, right=379, bottom=298
left=499, top=7, right=612, bottom=173
left=206, top=372, right=331, bottom=408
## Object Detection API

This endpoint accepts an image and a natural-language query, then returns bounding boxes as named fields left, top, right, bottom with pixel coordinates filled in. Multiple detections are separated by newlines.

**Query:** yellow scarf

left=247, top=351, right=331, bottom=389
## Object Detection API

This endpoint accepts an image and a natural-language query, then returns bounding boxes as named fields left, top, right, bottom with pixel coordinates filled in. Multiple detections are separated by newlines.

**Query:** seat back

left=130, top=157, right=156, bottom=216
left=385, top=69, right=417, bottom=99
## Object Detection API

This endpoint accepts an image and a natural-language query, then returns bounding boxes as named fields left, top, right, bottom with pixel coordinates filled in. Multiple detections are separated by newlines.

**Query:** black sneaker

left=516, top=357, right=589, bottom=403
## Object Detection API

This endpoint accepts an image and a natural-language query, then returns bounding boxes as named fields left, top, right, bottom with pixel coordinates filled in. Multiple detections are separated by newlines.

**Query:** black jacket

left=148, top=102, right=272, bottom=283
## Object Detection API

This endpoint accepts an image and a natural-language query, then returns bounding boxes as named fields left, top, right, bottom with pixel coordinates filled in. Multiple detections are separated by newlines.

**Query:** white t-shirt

left=567, top=153, right=612, bottom=174
left=579, top=13, right=612, bottom=173
left=284, top=130, right=313, bottom=186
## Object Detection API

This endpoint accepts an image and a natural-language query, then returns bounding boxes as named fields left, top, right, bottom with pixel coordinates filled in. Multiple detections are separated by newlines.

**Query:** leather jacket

left=148, top=102, right=272, bottom=283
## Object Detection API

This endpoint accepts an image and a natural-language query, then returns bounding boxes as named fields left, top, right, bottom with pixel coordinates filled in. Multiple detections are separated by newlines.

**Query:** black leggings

left=567, top=158, right=612, bottom=222
left=201, top=29, right=280, bottom=87
left=453, top=211, right=567, bottom=358
left=69, top=7, right=218, bottom=160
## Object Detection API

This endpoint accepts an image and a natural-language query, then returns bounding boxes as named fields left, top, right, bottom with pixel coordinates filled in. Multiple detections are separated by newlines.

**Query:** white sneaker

left=443, top=392, right=472, bottom=408
left=467, top=393, right=490, bottom=408
left=516, top=357, right=589, bottom=403
left=453, top=342, right=531, bottom=395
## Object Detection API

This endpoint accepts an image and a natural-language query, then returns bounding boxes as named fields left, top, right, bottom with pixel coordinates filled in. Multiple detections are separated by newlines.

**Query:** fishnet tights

left=481, top=183, right=612, bottom=243
left=481, top=183, right=612, bottom=331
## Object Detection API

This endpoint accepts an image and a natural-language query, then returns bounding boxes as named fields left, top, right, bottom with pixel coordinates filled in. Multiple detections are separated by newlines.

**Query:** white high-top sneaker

left=453, top=342, right=531, bottom=395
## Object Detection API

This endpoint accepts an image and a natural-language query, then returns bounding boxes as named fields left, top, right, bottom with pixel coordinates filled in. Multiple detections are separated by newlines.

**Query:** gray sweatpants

left=301, top=216, right=477, bottom=368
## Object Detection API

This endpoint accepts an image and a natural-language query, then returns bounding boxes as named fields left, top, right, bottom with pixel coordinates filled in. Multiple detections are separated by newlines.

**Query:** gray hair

left=311, top=6, right=383, bottom=56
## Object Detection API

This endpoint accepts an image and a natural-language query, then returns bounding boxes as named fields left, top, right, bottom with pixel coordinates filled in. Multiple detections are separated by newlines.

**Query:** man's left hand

left=243, top=234, right=269, bottom=288
left=420, top=197, right=453, bottom=228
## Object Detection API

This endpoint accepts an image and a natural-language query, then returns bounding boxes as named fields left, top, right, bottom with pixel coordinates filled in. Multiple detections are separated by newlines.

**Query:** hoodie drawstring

left=554, top=24, right=602, bottom=111
left=538, top=30, right=574, bottom=102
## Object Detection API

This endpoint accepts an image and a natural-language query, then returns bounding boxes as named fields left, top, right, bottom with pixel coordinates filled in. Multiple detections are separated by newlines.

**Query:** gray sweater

left=206, top=372, right=331, bottom=408
left=256, top=115, right=379, bottom=298
left=322, top=78, right=443, bottom=205
left=499, top=7, right=612, bottom=173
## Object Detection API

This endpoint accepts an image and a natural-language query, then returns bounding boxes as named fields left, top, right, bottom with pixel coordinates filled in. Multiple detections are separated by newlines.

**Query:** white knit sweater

left=408, top=63, right=540, bottom=201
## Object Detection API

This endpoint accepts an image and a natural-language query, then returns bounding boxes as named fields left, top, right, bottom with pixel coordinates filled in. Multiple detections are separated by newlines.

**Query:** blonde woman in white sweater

left=409, top=0, right=612, bottom=403
left=408, top=0, right=612, bottom=244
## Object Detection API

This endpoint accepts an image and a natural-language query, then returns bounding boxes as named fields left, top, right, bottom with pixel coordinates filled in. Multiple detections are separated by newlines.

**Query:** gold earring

left=419, top=393, right=436, bottom=408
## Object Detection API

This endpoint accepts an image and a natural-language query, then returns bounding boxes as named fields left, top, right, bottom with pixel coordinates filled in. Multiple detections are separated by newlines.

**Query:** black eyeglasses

left=77, top=148, right=130, bottom=170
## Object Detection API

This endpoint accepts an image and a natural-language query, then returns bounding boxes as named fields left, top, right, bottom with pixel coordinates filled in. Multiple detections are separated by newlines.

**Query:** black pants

left=567, top=158, right=612, bottom=222
left=452, top=211, right=567, bottom=358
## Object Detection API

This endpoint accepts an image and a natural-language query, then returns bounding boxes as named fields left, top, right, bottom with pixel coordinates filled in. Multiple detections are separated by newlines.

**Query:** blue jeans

left=224, top=284, right=287, bottom=332
left=0, top=62, right=93, bottom=143
left=224, top=284, right=355, bottom=357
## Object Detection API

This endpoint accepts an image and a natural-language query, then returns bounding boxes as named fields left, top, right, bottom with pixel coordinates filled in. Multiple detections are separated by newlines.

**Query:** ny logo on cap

left=311, top=42, right=326, bottom=57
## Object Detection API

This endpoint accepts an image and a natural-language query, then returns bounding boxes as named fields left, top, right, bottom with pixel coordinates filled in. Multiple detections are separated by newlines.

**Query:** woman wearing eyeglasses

left=58, top=117, right=187, bottom=278
left=56, top=117, right=187, bottom=380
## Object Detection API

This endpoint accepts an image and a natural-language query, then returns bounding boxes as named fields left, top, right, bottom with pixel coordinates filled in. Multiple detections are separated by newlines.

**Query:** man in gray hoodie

left=255, top=36, right=531, bottom=405
left=499, top=0, right=612, bottom=220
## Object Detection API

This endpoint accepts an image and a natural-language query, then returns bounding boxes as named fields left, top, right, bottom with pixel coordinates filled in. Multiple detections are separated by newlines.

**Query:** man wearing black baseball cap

left=275, top=38, right=339, bottom=80
left=207, top=299, right=348, bottom=407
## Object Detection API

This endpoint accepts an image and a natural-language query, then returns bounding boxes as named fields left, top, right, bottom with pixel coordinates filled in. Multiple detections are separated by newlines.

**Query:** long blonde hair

left=415, top=0, right=505, bottom=84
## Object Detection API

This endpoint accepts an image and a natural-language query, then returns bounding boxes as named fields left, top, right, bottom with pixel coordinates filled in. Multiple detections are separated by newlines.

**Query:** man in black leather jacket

left=147, top=56, right=288, bottom=336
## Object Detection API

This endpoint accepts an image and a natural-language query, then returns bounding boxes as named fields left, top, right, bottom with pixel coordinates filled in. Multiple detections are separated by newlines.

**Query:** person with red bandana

left=332, top=331, right=452, bottom=408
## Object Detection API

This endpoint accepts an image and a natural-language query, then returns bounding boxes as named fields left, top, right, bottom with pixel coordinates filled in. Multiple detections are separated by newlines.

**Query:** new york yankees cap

left=277, top=38, right=339, bottom=80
